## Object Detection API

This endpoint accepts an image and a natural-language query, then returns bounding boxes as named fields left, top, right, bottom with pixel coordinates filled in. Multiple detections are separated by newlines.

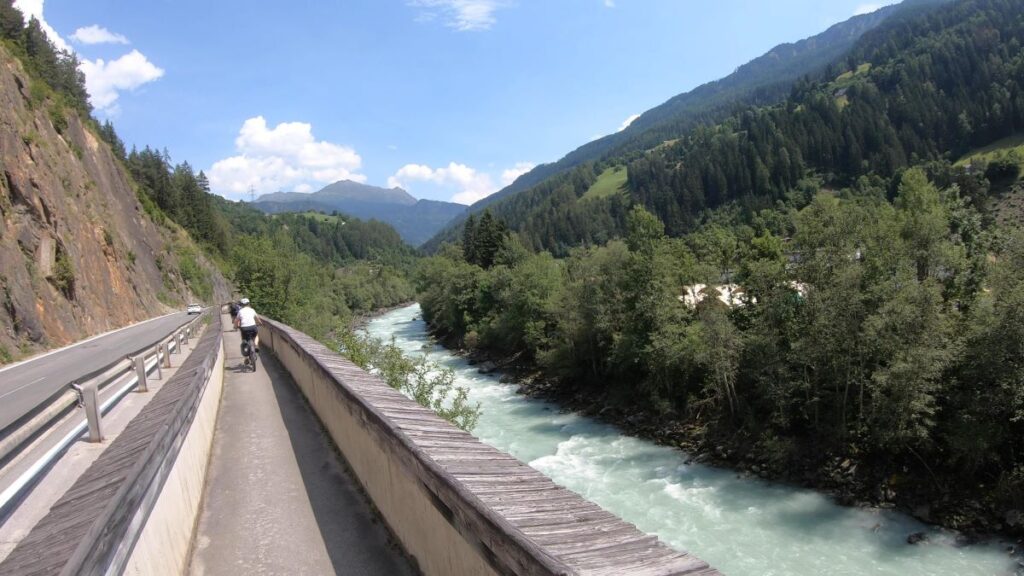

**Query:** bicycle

left=246, top=340, right=258, bottom=371
left=241, top=329, right=259, bottom=372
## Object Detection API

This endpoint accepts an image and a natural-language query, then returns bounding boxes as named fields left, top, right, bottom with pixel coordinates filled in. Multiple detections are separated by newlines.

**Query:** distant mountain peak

left=252, top=180, right=465, bottom=245
left=258, top=180, right=418, bottom=207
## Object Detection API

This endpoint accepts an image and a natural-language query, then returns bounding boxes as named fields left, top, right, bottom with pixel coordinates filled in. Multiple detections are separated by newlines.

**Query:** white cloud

left=13, top=1, right=163, bottom=113
left=853, top=2, right=896, bottom=16
left=501, top=162, right=535, bottom=186
left=409, top=0, right=509, bottom=31
left=79, top=50, right=164, bottom=111
left=618, top=113, right=640, bottom=132
left=209, top=116, right=366, bottom=198
left=604, top=0, right=615, bottom=7
left=388, top=160, right=534, bottom=205
left=13, top=0, right=69, bottom=52
left=70, top=25, right=129, bottom=45
left=388, top=162, right=492, bottom=204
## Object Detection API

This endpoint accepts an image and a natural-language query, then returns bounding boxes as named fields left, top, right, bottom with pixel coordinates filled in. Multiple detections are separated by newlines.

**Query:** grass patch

left=272, top=210, right=347, bottom=223
left=582, top=166, right=629, bottom=201
left=833, top=63, right=872, bottom=86
left=299, top=210, right=346, bottom=223
left=175, top=243, right=213, bottom=302
left=955, top=134, right=1024, bottom=171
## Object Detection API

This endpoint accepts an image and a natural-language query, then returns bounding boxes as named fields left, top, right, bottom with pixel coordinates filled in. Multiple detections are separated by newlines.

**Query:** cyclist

left=233, top=297, right=261, bottom=357
left=229, top=300, right=240, bottom=330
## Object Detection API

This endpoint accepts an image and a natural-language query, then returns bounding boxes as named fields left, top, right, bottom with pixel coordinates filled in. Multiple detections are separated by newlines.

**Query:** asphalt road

left=0, top=312, right=195, bottom=434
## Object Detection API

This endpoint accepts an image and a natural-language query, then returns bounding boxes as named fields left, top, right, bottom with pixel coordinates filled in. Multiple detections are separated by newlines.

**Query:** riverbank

left=368, top=305, right=1021, bottom=575
left=432, top=326, right=1023, bottom=552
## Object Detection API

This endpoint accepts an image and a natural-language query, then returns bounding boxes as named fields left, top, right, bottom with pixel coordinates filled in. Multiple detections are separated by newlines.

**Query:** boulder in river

left=1006, top=509, right=1023, bottom=527
left=906, top=532, right=929, bottom=545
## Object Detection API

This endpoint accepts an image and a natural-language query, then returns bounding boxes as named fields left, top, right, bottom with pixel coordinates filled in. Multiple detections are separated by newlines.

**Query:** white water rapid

left=365, top=304, right=1018, bottom=576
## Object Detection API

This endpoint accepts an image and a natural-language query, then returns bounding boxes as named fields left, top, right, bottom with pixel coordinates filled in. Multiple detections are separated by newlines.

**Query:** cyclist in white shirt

left=233, top=297, right=261, bottom=354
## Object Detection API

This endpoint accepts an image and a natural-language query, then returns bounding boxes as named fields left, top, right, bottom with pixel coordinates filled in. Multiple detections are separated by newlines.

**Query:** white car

left=186, top=304, right=202, bottom=314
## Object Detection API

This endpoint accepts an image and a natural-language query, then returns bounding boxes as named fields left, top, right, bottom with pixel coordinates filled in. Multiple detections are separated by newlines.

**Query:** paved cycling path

left=188, top=316, right=413, bottom=576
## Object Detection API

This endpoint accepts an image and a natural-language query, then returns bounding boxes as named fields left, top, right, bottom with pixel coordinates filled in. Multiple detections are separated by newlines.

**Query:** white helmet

left=240, top=297, right=250, bottom=305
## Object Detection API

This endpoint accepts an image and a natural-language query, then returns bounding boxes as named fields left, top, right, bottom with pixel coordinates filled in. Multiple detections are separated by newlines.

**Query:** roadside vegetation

left=415, top=0, right=1024, bottom=537
left=419, top=168, right=1024, bottom=536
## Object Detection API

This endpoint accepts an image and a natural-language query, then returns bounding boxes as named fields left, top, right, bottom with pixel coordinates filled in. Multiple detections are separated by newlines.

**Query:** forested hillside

left=429, top=0, right=1022, bottom=257
left=92, top=136, right=418, bottom=340
left=417, top=0, right=1024, bottom=537
left=254, top=180, right=466, bottom=246
left=425, top=0, right=950, bottom=249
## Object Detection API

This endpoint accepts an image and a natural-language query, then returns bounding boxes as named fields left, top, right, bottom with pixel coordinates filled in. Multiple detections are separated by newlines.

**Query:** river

left=365, top=304, right=1019, bottom=576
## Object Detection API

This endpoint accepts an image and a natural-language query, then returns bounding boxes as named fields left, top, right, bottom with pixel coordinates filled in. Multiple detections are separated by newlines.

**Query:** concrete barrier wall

left=260, top=319, right=718, bottom=576
left=263, top=323, right=501, bottom=576
left=124, top=342, right=224, bottom=576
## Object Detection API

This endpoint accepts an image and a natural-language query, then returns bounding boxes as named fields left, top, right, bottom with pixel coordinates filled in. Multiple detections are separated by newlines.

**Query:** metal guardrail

left=0, top=323, right=224, bottom=576
left=0, top=310, right=210, bottom=517
left=65, top=325, right=222, bottom=576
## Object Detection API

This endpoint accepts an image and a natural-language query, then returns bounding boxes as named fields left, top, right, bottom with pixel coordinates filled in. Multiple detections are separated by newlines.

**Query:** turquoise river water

left=365, top=304, right=1019, bottom=576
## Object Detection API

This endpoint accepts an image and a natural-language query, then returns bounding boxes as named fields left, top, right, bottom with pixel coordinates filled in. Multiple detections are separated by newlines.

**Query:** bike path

left=188, top=316, right=414, bottom=575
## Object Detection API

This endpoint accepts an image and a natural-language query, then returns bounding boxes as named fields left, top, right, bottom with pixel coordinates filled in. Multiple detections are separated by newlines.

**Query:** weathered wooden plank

left=0, top=325, right=222, bottom=576
left=262, top=318, right=723, bottom=576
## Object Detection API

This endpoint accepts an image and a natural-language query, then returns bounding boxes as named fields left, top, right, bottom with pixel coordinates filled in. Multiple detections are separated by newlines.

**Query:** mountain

left=259, top=180, right=417, bottom=206
left=424, top=0, right=951, bottom=250
left=253, top=180, right=465, bottom=246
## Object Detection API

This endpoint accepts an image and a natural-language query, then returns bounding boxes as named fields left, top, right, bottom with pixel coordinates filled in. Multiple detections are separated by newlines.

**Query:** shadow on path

left=262, top=351, right=415, bottom=575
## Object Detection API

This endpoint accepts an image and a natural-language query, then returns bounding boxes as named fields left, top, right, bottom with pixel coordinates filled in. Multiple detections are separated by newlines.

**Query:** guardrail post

left=176, top=332, right=184, bottom=354
left=184, top=326, right=191, bottom=344
left=161, top=341, right=172, bottom=367
left=72, top=380, right=103, bottom=442
left=153, top=346, right=163, bottom=380
left=133, top=355, right=148, bottom=393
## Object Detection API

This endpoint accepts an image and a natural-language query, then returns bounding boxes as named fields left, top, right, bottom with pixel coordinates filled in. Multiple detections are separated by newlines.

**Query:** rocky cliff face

left=0, top=47, right=229, bottom=363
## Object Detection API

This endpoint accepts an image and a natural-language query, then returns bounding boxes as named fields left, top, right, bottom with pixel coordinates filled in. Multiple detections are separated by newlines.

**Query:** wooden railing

left=260, top=318, right=721, bottom=576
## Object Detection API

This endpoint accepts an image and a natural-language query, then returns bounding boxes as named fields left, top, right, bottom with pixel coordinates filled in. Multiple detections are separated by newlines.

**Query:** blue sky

left=22, top=0, right=896, bottom=204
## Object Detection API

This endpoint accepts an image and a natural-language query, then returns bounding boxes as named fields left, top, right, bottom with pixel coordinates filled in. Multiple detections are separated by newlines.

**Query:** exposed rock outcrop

left=0, top=46, right=229, bottom=362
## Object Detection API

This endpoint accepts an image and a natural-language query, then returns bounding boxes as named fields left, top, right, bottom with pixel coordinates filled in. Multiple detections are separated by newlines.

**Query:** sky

left=20, top=0, right=898, bottom=205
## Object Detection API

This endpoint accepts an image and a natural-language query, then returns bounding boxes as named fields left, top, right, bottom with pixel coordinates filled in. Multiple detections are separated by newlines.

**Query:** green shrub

left=336, top=331, right=481, bottom=432
left=52, top=247, right=74, bottom=299
left=27, top=79, right=47, bottom=110
left=176, top=245, right=212, bottom=302
left=48, top=102, right=67, bottom=135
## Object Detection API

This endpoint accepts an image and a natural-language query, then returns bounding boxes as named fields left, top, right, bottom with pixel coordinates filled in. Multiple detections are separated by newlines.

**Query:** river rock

left=1006, top=509, right=1023, bottom=527
left=477, top=361, right=497, bottom=374
left=912, top=504, right=931, bottom=522
left=906, top=532, right=929, bottom=545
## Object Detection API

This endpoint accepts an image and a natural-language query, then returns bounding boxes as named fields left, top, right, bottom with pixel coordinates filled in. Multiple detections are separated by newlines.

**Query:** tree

left=0, top=0, right=24, bottom=40
left=895, top=168, right=949, bottom=281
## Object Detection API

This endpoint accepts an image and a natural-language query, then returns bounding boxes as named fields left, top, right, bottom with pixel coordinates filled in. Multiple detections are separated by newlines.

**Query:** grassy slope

left=954, top=134, right=1024, bottom=170
left=582, top=167, right=628, bottom=201
left=955, top=134, right=1024, bottom=228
